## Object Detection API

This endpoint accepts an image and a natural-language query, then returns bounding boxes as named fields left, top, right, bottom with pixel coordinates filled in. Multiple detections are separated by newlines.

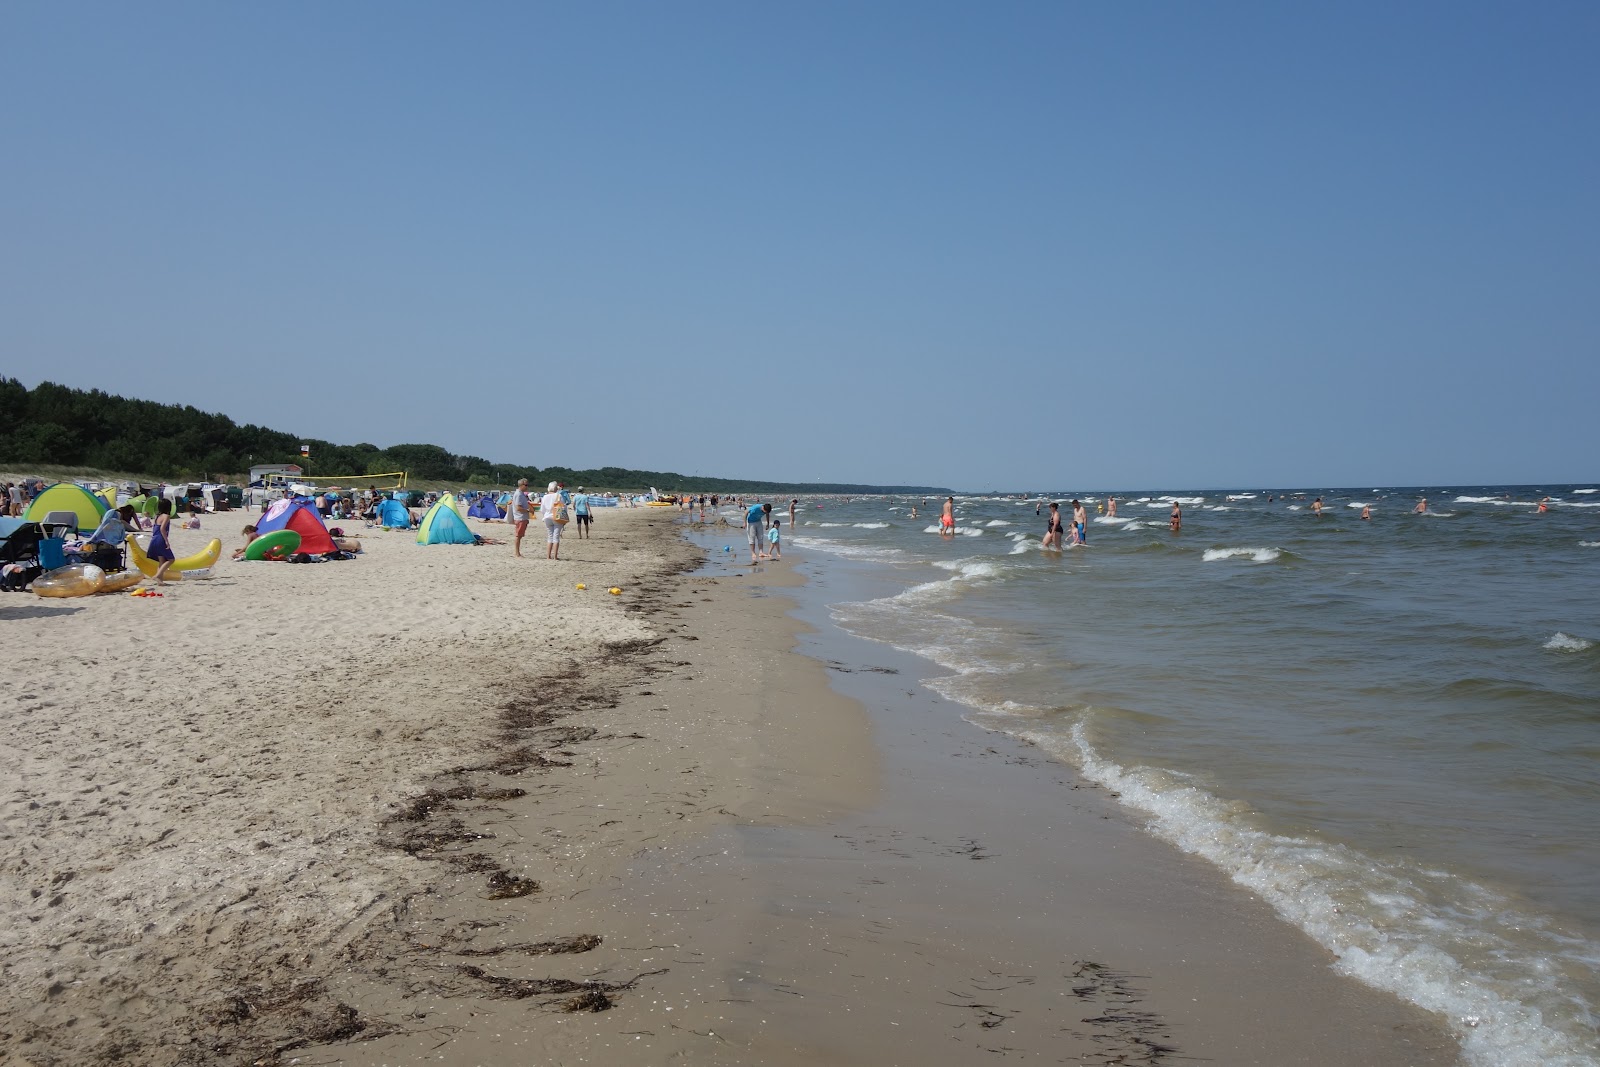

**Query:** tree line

left=0, top=378, right=947, bottom=495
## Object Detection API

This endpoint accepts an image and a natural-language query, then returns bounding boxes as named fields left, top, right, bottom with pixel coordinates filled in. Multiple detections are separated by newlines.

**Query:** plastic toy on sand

left=126, top=533, right=223, bottom=577
left=33, top=563, right=106, bottom=598
left=243, top=529, right=301, bottom=561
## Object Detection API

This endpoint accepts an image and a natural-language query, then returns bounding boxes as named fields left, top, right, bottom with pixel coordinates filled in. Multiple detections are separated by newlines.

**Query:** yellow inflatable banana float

left=125, top=533, right=222, bottom=578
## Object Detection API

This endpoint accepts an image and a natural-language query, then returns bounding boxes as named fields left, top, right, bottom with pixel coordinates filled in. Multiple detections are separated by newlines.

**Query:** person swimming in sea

left=1414, top=498, right=1428, bottom=514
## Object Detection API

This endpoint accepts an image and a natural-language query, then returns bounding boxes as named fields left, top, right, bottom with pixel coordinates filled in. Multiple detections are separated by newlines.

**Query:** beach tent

left=467, top=495, right=504, bottom=520
left=95, top=486, right=118, bottom=509
left=375, top=497, right=411, bottom=529
left=23, top=483, right=109, bottom=533
left=255, top=498, right=337, bottom=554
left=416, top=493, right=476, bottom=545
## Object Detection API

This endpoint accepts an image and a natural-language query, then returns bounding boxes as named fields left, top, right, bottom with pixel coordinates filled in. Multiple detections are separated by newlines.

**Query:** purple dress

left=147, top=518, right=176, bottom=563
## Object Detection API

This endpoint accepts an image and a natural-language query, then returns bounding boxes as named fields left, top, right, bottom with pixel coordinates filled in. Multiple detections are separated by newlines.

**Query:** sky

left=2, top=2, right=1596, bottom=491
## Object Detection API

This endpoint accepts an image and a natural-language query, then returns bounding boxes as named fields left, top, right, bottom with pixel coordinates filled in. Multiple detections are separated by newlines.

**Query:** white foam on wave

left=931, top=558, right=1005, bottom=580
left=1286, top=505, right=1303, bottom=511
left=1095, top=515, right=1133, bottom=525
left=985, top=519, right=1012, bottom=527
left=1555, top=500, right=1600, bottom=508
left=1544, top=632, right=1594, bottom=653
left=1226, top=494, right=1257, bottom=500
left=1040, top=722, right=1600, bottom=1067
left=854, top=522, right=889, bottom=529
left=1203, top=546, right=1282, bottom=563
left=1348, top=502, right=1372, bottom=509
left=922, top=524, right=985, bottom=537
left=1205, top=505, right=1231, bottom=511
left=1454, top=496, right=1504, bottom=504
left=787, top=536, right=905, bottom=562
left=815, top=522, right=847, bottom=527
left=1008, top=540, right=1035, bottom=555
left=1575, top=488, right=1597, bottom=494
left=1580, top=541, right=1600, bottom=548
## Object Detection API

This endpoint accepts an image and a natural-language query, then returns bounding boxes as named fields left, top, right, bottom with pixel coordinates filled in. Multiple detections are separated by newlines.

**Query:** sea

left=738, top=485, right=1598, bottom=1067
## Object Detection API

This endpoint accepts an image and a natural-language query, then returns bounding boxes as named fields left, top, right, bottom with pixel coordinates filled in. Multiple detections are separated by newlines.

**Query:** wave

left=1226, top=494, right=1257, bottom=500
left=1545, top=632, right=1594, bottom=653
left=1580, top=541, right=1600, bottom=548
left=1286, top=505, right=1303, bottom=511
left=1203, top=546, right=1282, bottom=564
left=985, top=519, right=1012, bottom=527
left=787, top=536, right=905, bottom=562
left=1575, top=488, right=1597, bottom=494
left=854, top=522, right=889, bottom=529
left=1095, top=515, right=1133, bottom=525
left=923, top=525, right=984, bottom=537
left=1050, top=722, right=1598, bottom=1067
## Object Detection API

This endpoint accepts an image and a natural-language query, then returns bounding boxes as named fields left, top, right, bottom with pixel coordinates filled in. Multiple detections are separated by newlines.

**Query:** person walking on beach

left=1072, top=499, right=1088, bottom=545
left=509, top=478, right=532, bottom=557
left=540, top=481, right=567, bottom=560
left=572, top=487, right=592, bottom=539
left=148, top=498, right=177, bottom=584
left=767, top=519, right=782, bottom=560
left=745, top=500, right=770, bottom=564
left=941, top=496, right=955, bottom=537
left=1170, top=501, right=1182, bottom=532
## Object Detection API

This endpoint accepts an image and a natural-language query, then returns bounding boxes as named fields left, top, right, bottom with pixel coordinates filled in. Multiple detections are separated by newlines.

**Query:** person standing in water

left=789, top=498, right=798, bottom=530
left=1312, top=497, right=1324, bottom=515
left=1106, top=496, right=1117, bottom=517
left=1043, top=502, right=1065, bottom=549
left=1361, top=505, right=1372, bottom=521
left=1072, top=499, right=1087, bottom=545
left=1414, top=498, right=1428, bottom=514
left=1170, top=501, right=1182, bottom=532
left=941, top=496, right=955, bottom=537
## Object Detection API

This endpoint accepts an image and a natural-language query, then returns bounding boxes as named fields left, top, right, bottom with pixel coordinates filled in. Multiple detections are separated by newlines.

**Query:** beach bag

left=551, top=498, right=570, bottom=525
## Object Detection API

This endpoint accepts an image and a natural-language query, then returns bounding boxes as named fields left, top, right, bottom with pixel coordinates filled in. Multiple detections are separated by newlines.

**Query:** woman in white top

left=539, top=481, right=566, bottom=559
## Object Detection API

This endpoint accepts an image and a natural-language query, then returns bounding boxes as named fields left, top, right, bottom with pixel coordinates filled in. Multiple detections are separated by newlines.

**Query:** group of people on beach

left=507, top=479, right=594, bottom=559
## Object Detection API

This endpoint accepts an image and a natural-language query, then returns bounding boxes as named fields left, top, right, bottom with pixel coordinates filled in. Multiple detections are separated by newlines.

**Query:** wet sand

left=2, top=506, right=1459, bottom=1065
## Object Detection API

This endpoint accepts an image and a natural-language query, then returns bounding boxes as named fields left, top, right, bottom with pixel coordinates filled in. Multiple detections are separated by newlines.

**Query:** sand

left=1, top=505, right=1460, bottom=1066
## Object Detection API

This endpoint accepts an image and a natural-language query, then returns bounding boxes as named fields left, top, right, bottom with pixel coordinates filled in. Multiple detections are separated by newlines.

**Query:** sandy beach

left=2, top=505, right=1459, bottom=1066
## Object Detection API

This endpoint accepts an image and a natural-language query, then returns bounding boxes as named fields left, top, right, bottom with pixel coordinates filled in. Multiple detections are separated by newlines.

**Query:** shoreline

left=3, top=508, right=1460, bottom=1065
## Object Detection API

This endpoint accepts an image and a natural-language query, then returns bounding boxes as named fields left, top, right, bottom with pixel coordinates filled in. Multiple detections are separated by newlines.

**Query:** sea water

left=752, top=486, right=1599, bottom=1067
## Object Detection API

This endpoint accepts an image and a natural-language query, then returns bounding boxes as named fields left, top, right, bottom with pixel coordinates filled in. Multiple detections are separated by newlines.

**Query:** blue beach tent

left=376, top=497, right=411, bottom=529
left=468, top=494, right=504, bottom=520
left=416, top=494, right=477, bottom=545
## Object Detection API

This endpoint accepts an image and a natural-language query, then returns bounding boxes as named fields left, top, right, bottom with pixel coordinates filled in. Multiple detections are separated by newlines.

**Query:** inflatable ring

left=126, top=534, right=223, bottom=578
left=33, top=563, right=106, bottom=598
left=100, top=570, right=145, bottom=593
left=244, top=529, right=301, bottom=561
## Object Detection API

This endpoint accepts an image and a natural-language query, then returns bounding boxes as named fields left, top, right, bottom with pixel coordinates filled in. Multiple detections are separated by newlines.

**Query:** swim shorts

left=576, top=513, right=591, bottom=527
left=514, top=519, right=529, bottom=536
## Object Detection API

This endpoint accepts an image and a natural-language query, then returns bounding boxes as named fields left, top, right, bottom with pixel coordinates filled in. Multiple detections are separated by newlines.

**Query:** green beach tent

left=24, top=482, right=109, bottom=533
left=416, top=493, right=476, bottom=545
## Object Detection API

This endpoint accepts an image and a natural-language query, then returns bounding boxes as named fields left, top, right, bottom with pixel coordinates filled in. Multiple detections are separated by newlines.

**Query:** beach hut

left=416, top=494, right=476, bottom=545
left=255, top=498, right=337, bottom=555
left=23, top=483, right=109, bottom=534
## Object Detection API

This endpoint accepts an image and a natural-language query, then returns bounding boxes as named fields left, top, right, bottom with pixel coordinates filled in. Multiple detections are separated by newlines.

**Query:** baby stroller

left=0, top=520, right=44, bottom=591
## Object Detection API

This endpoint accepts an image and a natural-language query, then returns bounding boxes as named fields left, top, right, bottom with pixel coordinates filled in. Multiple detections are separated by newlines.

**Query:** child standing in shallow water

left=766, top=519, right=781, bottom=559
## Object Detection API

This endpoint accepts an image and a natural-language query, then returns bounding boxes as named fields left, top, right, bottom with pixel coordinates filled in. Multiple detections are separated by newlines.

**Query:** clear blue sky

left=3, top=2, right=1596, bottom=490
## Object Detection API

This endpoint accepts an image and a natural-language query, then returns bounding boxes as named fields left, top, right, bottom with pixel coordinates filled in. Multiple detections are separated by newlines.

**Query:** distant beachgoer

left=1361, top=505, right=1371, bottom=521
left=1106, top=497, right=1117, bottom=517
left=1170, top=501, right=1182, bottom=532
left=1036, top=500, right=1041, bottom=516
left=510, top=478, right=532, bottom=557
left=540, top=481, right=565, bottom=559
left=1538, top=497, right=1550, bottom=513
left=1414, top=499, right=1428, bottom=514
left=767, top=519, right=781, bottom=560
left=1312, top=497, right=1324, bottom=515
left=149, top=499, right=177, bottom=584
left=745, top=501, right=770, bottom=563
left=7, top=482, right=22, bottom=516
left=1072, top=499, right=1087, bottom=544
left=789, top=498, right=798, bottom=530
left=573, top=487, right=592, bottom=539
left=941, top=497, right=955, bottom=537
left=1043, top=502, right=1064, bottom=549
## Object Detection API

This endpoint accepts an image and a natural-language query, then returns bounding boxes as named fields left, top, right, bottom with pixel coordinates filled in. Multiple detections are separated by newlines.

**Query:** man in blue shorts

left=572, top=486, right=592, bottom=539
